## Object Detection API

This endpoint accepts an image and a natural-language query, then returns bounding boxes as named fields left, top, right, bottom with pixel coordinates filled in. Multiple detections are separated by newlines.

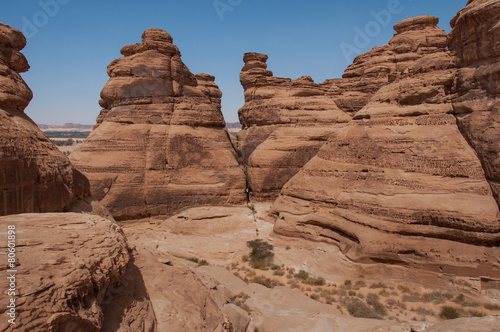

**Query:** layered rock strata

left=0, top=23, right=89, bottom=216
left=324, top=15, right=452, bottom=114
left=238, top=53, right=352, bottom=200
left=448, top=0, right=500, bottom=207
left=272, top=16, right=500, bottom=277
left=71, top=29, right=246, bottom=220
left=238, top=16, right=454, bottom=201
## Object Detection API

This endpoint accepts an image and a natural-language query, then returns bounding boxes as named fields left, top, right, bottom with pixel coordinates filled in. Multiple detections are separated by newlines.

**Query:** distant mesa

left=38, top=123, right=94, bottom=131
left=0, top=23, right=90, bottom=216
left=70, top=28, right=247, bottom=220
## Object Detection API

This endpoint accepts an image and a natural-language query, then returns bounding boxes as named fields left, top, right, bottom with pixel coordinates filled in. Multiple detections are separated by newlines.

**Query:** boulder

left=0, top=213, right=150, bottom=331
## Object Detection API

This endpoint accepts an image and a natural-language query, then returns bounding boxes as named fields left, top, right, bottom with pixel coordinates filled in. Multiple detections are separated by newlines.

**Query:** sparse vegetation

left=297, top=270, right=309, bottom=280
left=198, top=259, right=209, bottom=267
left=370, top=282, right=387, bottom=289
left=440, top=306, right=460, bottom=320
left=247, top=240, right=274, bottom=267
left=251, top=275, right=283, bottom=289
left=225, top=245, right=500, bottom=324
left=51, top=138, right=74, bottom=146
left=345, top=298, right=379, bottom=319
left=251, top=260, right=268, bottom=270
left=354, top=280, right=366, bottom=289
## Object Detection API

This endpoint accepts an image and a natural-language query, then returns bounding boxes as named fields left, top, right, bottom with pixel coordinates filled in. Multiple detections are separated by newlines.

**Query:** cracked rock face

left=0, top=23, right=90, bottom=216
left=70, top=29, right=246, bottom=220
left=272, top=15, right=500, bottom=277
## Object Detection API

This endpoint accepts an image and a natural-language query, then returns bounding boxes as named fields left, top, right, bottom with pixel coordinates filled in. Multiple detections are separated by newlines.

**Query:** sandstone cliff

left=448, top=0, right=500, bottom=207
left=237, top=53, right=352, bottom=200
left=70, top=29, right=247, bottom=220
left=272, top=15, right=500, bottom=277
left=238, top=15, right=456, bottom=201
left=0, top=23, right=89, bottom=216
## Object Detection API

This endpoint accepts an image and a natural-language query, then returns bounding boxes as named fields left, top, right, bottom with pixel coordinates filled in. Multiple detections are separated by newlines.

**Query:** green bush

left=251, top=276, right=283, bottom=289
left=273, top=270, right=285, bottom=276
left=305, top=277, right=326, bottom=286
left=369, top=282, right=386, bottom=289
left=247, top=240, right=274, bottom=266
left=251, top=260, right=267, bottom=270
left=298, top=270, right=309, bottom=280
left=346, top=299, right=378, bottom=319
left=354, top=280, right=367, bottom=289
left=440, top=306, right=460, bottom=320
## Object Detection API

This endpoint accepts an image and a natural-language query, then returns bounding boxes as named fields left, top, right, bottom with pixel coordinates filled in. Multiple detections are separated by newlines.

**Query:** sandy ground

left=118, top=203, right=500, bottom=326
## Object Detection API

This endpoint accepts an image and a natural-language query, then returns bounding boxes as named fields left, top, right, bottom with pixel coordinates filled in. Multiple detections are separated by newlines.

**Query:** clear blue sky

left=2, top=0, right=466, bottom=125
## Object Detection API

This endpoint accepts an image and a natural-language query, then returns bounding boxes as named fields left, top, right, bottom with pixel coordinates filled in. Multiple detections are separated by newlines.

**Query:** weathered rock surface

left=0, top=213, right=148, bottom=332
left=238, top=16, right=454, bottom=201
left=325, top=15, right=450, bottom=114
left=448, top=0, right=500, bottom=207
left=130, top=246, right=227, bottom=332
left=71, top=29, right=246, bottom=220
left=0, top=23, right=90, bottom=216
left=237, top=53, right=352, bottom=200
left=272, top=16, right=500, bottom=277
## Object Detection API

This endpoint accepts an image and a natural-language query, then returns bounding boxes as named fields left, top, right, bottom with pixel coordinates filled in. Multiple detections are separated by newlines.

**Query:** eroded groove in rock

left=70, top=29, right=247, bottom=220
left=0, top=23, right=90, bottom=216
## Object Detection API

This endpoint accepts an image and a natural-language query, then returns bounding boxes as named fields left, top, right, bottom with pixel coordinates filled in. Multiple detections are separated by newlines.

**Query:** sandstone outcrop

left=0, top=23, right=90, bottom=216
left=238, top=53, right=352, bottom=200
left=238, top=15, right=455, bottom=201
left=272, top=16, right=500, bottom=277
left=70, top=29, right=246, bottom=220
left=324, top=15, right=451, bottom=114
left=448, top=0, right=500, bottom=207
left=0, top=213, right=150, bottom=332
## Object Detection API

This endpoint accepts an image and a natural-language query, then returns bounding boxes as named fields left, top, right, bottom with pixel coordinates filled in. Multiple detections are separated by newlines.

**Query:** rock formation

left=238, top=15, right=459, bottom=201
left=272, top=15, right=500, bottom=277
left=237, top=53, right=352, bottom=200
left=0, top=23, right=89, bottom=216
left=448, top=0, right=500, bottom=207
left=0, top=213, right=146, bottom=331
left=70, top=29, right=247, bottom=220
left=324, top=15, right=454, bottom=114
left=0, top=213, right=239, bottom=332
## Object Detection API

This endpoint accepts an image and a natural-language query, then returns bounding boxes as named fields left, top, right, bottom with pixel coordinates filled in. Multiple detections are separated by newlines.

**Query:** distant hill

left=38, top=123, right=94, bottom=131
left=226, top=122, right=242, bottom=129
